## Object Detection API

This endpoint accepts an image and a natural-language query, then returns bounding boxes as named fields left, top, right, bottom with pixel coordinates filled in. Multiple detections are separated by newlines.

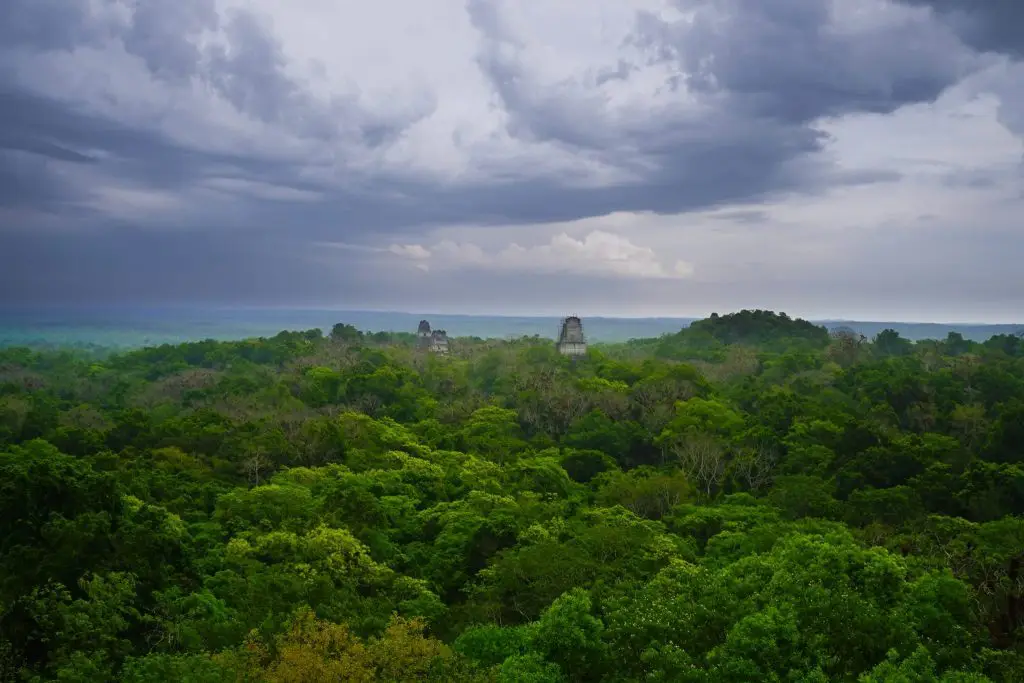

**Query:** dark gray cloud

left=0, top=227, right=340, bottom=306
left=637, top=0, right=968, bottom=121
left=474, top=0, right=969, bottom=131
left=1, top=0, right=975, bottom=233
left=0, top=87, right=331, bottom=228
left=895, top=1, right=1024, bottom=151
left=0, top=0, right=1020, bottom=317
left=123, top=0, right=218, bottom=81
left=204, top=9, right=375, bottom=140
left=462, top=0, right=967, bottom=218
left=0, top=1, right=424, bottom=219
left=0, top=150, right=75, bottom=211
left=896, top=0, right=1024, bottom=56
left=0, top=0, right=116, bottom=51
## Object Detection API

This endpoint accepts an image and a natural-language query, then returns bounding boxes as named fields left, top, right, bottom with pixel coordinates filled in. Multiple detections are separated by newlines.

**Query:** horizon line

left=0, top=303, right=1021, bottom=328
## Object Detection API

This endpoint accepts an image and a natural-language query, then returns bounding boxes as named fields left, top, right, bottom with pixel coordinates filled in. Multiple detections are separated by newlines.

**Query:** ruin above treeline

left=416, top=320, right=450, bottom=354
left=556, top=315, right=587, bottom=356
left=414, top=316, right=588, bottom=356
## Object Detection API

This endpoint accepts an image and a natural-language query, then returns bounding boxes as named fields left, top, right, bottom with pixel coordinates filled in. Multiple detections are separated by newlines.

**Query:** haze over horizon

left=2, top=302, right=1020, bottom=331
left=2, top=0, right=1023, bottom=323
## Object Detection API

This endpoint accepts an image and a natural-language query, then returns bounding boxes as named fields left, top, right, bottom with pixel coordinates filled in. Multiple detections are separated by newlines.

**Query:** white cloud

left=387, top=229, right=694, bottom=280
left=388, top=243, right=431, bottom=260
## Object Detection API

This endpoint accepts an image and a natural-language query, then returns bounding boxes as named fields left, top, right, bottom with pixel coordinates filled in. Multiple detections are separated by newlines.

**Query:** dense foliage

left=1, top=310, right=1022, bottom=681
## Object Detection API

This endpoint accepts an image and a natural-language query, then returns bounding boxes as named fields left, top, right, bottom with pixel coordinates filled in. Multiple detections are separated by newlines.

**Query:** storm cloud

left=1, top=0, right=1022, bottom=321
left=896, top=0, right=1024, bottom=56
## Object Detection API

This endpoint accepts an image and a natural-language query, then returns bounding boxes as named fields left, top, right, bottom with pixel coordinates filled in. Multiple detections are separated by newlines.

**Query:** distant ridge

left=0, top=306, right=1020, bottom=348
left=813, top=320, right=1023, bottom=343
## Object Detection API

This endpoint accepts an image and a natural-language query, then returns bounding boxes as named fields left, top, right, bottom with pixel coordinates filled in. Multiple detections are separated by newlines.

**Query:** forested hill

left=2, top=311, right=1023, bottom=681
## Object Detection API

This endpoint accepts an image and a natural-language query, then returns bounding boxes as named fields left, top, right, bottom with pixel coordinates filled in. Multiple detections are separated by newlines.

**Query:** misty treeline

left=1, top=310, right=1023, bottom=681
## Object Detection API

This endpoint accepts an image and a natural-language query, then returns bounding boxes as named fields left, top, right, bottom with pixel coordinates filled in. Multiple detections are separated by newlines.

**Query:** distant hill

left=688, top=310, right=829, bottom=346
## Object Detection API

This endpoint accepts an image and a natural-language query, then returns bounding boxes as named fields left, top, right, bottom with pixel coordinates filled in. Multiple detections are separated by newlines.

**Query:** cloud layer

left=377, top=230, right=694, bottom=280
left=1, top=0, right=1022, bottom=321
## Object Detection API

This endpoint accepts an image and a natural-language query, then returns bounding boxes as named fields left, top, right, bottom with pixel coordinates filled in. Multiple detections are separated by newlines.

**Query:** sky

left=1, top=0, right=1022, bottom=322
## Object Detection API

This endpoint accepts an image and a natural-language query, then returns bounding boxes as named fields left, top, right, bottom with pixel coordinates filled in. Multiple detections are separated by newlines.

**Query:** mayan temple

left=416, top=320, right=432, bottom=350
left=429, top=329, right=450, bottom=354
left=415, top=320, right=450, bottom=354
left=556, top=315, right=587, bottom=357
